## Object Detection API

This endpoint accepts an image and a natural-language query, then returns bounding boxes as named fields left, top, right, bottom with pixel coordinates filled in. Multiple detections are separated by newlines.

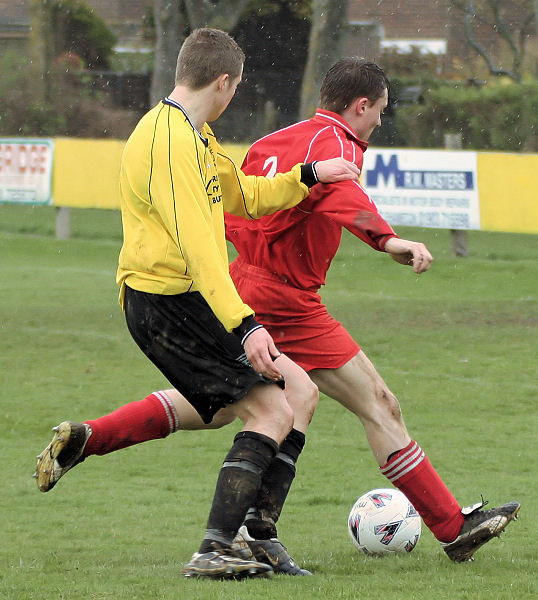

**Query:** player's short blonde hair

left=175, top=28, right=245, bottom=89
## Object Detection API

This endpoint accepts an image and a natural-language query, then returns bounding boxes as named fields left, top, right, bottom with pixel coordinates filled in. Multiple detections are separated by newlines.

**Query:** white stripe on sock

left=153, top=390, right=180, bottom=434
left=381, top=442, right=419, bottom=475
left=381, top=442, right=425, bottom=482
left=387, top=451, right=425, bottom=482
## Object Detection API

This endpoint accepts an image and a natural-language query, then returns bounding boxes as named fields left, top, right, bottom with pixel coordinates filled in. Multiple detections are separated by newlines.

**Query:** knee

left=285, top=376, right=319, bottom=425
left=256, top=401, right=294, bottom=443
left=235, top=385, right=296, bottom=443
left=303, top=379, right=319, bottom=422
left=267, top=399, right=295, bottom=441
left=376, top=386, right=404, bottom=423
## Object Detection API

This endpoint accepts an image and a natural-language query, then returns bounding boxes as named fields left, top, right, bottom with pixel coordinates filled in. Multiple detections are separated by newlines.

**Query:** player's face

left=357, top=88, right=388, bottom=141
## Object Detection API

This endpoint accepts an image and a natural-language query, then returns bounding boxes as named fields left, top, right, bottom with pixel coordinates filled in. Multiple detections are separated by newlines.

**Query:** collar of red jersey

left=313, top=109, right=368, bottom=151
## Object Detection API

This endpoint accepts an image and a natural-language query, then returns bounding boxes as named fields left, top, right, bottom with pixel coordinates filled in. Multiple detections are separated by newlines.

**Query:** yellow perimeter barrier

left=53, top=139, right=249, bottom=210
left=53, top=138, right=126, bottom=210
left=477, top=153, right=538, bottom=234
left=52, top=139, right=537, bottom=234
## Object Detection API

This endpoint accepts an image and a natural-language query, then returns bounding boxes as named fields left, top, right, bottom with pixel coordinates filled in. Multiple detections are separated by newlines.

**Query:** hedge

left=395, top=81, right=538, bottom=152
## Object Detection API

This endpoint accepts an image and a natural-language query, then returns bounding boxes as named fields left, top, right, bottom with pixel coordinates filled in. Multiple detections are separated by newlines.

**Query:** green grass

left=1, top=206, right=537, bottom=599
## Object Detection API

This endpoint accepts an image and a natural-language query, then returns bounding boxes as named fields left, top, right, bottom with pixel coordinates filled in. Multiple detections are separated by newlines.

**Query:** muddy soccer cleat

left=232, top=525, right=312, bottom=575
left=181, top=550, right=273, bottom=579
left=442, top=500, right=520, bottom=562
left=34, top=422, right=92, bottom=492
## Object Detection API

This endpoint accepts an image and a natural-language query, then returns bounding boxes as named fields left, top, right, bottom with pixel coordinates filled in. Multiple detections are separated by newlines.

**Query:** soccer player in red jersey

left=225, top=58, right=519, bottom=563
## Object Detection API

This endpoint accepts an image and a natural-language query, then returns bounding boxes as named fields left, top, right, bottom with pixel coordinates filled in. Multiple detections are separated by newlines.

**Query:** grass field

left=1, top=205, right=537, bottom=599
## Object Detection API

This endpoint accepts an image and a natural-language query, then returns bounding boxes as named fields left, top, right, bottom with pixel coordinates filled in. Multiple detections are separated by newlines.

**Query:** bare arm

left=384, top=237, right=433, bottom=274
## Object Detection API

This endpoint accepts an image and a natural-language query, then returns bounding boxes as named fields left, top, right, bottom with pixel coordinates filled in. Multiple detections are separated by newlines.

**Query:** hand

left=314, top=158, right=361, bottom=183
left=243, top=327, right=282, bottom=380
left=384, top=237, right=433, bottom=274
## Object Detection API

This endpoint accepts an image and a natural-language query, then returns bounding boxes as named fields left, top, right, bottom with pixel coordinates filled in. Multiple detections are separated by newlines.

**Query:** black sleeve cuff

left=300, top=161, right=319, bottom=188
left=233, top=315, right=264, bottom=345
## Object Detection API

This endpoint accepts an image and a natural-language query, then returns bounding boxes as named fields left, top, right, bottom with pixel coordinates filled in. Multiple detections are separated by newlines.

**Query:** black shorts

left=124, top=286, right=282, bottom=424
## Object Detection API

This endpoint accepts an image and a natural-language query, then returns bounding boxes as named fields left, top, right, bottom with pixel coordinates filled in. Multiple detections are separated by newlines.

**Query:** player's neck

left=167, top=85, right=212, bottom=131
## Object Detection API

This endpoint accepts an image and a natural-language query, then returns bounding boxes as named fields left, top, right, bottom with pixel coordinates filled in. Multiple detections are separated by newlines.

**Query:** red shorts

left=230, top=257, right=360, bottom=372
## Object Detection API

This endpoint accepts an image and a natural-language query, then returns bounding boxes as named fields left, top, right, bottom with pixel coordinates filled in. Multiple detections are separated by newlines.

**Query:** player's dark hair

left=175, top=28, right=245, bottom=89
left=319, top=57, right=389, bottom=114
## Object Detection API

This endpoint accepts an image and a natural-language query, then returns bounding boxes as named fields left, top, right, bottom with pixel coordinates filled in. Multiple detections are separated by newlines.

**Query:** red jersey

left=225, top=109, right=397, bottom=291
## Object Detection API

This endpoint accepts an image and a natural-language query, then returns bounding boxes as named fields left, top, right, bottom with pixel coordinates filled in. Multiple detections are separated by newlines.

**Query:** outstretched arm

left=384, top=237, right=433, bottom=274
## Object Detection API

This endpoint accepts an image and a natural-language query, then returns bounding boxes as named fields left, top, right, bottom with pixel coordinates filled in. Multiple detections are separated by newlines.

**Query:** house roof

left=0, top=0, right=149, bottom=28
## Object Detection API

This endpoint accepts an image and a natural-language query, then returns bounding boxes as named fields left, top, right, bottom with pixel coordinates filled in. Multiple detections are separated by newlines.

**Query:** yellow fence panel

left=477, top=153, right=538, bottom=234
left=53, top=138, right=124, bottom=209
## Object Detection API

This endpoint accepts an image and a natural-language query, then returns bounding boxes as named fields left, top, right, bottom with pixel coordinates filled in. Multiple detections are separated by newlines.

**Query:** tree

left=150, top=0, right=184, bottom=106
left=451, top=0, right=536, bottom=82
left=150, top=0, right=252, bottom=105
left=299, top=0, right=350, bottom=119
left=30, top=0, right=56, bottom=103
left=228, top=1, right=310, bottom=139
left=30, top=0, right=117, bottom=103
left=51, top=0, right=117, bottom=69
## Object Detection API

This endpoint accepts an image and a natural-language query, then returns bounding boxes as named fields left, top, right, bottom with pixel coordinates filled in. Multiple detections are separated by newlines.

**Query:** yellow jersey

left=117, top=99, right=310, bottom=332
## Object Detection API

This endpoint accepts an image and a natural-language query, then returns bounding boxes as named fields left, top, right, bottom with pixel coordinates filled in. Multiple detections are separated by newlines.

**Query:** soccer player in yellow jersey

left=35, top=28, right=360, bottom=579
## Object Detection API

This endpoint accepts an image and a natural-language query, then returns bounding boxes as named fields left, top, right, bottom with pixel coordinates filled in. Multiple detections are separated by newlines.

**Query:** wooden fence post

left=444, top=133, right=468, bottom=257
left=55, top=206, right=71, bottom=240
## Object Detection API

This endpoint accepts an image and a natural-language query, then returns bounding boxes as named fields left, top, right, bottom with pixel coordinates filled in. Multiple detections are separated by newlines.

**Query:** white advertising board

left=0, top=139, right=54, bottom=205
left=362, top=149, right=480, bottom=230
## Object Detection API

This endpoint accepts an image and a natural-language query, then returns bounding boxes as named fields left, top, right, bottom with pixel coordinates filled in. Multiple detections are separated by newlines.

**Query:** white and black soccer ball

left=348, top=488, right=421, bottom=556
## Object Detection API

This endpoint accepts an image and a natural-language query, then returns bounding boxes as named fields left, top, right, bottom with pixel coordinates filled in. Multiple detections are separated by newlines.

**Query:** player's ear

left=216, top=73, right=230, bottom=91
left=354, top=97, right=369, bottom=115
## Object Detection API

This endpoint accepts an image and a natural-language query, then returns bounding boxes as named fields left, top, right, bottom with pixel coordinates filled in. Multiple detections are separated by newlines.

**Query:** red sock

left=380, top=441, right=464, bottom=543
left=83, top=391, right=179, bottom=456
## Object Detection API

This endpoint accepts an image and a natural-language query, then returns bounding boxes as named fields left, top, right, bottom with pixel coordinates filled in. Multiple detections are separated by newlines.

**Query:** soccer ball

left=348, top=488, right=421, bottom=556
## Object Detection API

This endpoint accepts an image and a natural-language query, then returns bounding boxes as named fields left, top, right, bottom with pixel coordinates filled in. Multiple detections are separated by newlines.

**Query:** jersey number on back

left=263, top=156, right=278, bottom=178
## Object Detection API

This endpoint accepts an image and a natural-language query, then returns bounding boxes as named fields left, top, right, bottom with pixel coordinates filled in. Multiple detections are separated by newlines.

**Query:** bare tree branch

left=486, top=0, right=520, bottom=64
left=462, top=0, right=522, bottom=81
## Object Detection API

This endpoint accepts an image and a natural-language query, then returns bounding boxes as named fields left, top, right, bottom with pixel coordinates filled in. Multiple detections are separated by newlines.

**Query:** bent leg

left=309, top=350, right=409, bottom=466
left=82, top=389, right=236, bottom=456
left=310, top=351, right=463, bottom=542
left=36, top=361, right=309, bottom=497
